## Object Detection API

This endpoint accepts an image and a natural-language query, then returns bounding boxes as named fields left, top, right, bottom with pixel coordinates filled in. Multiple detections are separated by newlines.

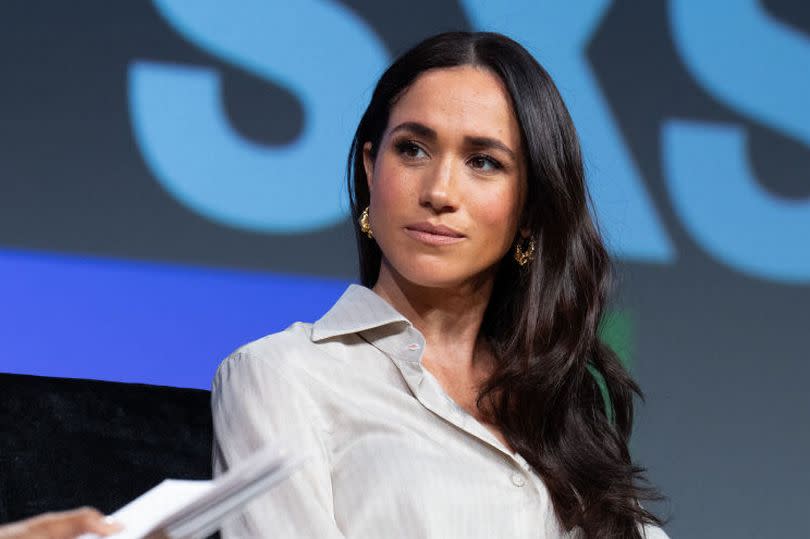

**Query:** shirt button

left=407, top=343, right=420, bottom=351
left=511, top=473, right=526, bottom=487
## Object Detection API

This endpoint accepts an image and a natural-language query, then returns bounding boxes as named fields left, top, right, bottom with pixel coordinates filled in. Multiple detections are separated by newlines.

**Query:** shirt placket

left=368, top=325, right=542, bottom=500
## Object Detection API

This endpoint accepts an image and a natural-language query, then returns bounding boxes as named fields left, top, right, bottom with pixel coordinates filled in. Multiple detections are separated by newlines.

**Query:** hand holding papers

left=79, top=445, right=304, bottom=539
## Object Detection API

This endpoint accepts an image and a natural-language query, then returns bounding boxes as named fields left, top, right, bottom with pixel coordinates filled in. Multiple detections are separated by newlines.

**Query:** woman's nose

left=418, top=156, right=459, bottom=213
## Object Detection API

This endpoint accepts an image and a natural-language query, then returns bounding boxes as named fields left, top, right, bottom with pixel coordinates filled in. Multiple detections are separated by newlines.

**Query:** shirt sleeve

left=641, top=523, right=670, bottom=538
left=211, top=348, right=346, bottom=539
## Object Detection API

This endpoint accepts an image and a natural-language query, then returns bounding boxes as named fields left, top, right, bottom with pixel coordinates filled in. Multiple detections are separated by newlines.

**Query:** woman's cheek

left=470, top=185, right=520, bottom=234
left=373, top=162, right=416, bottom=216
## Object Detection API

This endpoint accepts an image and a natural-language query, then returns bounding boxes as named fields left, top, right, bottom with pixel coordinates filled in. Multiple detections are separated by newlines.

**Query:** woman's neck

left=371, top=259, right=495, bottom=376
left=372, top=259, right=506, bottom=445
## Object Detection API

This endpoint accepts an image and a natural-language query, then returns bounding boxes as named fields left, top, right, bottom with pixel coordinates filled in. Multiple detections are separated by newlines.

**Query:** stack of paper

left=79, top=445, right=305, bottom=539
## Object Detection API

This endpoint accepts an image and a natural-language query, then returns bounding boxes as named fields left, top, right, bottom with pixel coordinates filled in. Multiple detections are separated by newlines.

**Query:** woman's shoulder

left=565, top=522, right=669, bottom=539
left=642, top=523, right=670, bottom=538
left=212, top=322, right=318, bottom=390
left=230, top=321, right=316, bottom=360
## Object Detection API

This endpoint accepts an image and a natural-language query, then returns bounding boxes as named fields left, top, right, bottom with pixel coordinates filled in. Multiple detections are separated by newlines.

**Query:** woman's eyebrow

left=389, top=121, right=516, bottom=160
left=389, top=121, right=437, bottom=141
left=464, top=136, right=516, bottom=161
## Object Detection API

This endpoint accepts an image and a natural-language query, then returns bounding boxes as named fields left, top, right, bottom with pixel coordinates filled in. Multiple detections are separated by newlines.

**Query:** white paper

left=78, top=480, right=212, bottom=539
left=76, top=445, right=304, bottom=539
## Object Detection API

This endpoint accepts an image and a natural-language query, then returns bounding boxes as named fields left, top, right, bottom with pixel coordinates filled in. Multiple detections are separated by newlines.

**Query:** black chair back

left=0, top=373, right=213, bottom=524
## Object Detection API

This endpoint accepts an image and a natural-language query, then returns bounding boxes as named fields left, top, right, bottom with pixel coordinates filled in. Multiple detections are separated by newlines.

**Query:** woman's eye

left=469, top=154, right=503, bottom=172
left=395, top=141, right=427, bottom=159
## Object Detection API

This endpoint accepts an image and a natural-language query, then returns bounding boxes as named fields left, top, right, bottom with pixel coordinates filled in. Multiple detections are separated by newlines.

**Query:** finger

left=63, top=507, right=124, bottom=536
left=0, top=521, right=32, bottom=539
left=84, top=515, right=125, bottom=536
left=28, top=507, right=122, bottom=538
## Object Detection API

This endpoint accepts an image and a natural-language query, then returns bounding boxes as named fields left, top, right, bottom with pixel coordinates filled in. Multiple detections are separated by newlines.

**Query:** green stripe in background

left=589, top=310, right=635, bottom=424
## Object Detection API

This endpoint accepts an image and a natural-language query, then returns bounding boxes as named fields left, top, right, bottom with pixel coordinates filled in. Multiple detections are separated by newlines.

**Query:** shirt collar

left=311, top=284, right=412, bottom=342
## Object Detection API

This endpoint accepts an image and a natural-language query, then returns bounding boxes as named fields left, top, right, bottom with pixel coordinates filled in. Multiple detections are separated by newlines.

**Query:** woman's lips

left=403, top=223, right=466, bottom=246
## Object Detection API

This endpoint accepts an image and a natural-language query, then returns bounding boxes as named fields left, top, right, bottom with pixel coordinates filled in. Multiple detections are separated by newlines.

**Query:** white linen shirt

left=212, top=284, right=668, bottom=538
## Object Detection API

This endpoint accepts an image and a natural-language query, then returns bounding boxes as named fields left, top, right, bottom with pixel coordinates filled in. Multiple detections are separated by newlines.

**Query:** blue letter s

left=665, top=0, right=810, bottom=283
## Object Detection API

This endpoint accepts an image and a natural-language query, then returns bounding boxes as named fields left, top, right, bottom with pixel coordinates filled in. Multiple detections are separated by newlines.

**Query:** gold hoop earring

left=358, top=206, right=373, bottom=239
left=513, top=237, right=535, bottom=266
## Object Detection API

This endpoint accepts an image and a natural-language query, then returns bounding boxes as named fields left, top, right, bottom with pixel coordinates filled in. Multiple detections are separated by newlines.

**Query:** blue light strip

left=0, top=248, right=350, bottom=390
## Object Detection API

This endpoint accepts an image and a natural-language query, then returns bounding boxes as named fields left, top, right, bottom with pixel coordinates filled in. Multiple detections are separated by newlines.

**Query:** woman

left=212, top=31, right=667, bottom=538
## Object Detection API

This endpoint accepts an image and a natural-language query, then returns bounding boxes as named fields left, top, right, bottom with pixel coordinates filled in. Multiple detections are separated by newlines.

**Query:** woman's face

left=363, top=65, right=527, bottom=289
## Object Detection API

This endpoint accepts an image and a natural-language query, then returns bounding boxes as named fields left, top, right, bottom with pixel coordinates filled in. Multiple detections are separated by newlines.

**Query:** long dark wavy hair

left=346, top=31, right=663, bottom=537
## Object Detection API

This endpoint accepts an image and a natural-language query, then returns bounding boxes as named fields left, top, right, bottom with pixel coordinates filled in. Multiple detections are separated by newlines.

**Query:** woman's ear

left=362, top=142, right=374, bottom=192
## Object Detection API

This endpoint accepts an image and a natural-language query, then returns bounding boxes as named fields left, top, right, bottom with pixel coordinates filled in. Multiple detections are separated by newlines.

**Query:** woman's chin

left=388, top=260, right=495, bottom=291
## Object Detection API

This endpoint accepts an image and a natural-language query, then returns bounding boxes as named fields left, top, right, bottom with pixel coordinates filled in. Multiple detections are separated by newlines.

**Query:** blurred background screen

left=1, top=2, right=808, bottom=537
